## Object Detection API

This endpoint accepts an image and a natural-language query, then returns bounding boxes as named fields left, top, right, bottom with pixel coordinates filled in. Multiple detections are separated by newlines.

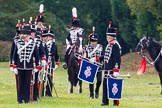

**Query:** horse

left=136, top=35, right=162, bottom=94
left=67, top=33, right=84, bottom=93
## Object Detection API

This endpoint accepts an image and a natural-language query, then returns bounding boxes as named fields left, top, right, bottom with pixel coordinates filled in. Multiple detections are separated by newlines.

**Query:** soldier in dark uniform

left=62, top=7, right=84, bottom=69
left=10, top=19, right=22, bottom=102
left=99, top=27, right=121, bottom=106
left=12, top=25, right=41, bottom=103
left=86, top=31, right=103, bottom=99
left=39, top=29, right=49, bottom=97
left=42, top=27, right=60, bottom=97
left=10, top=19, right=22, bottom=71
left=30, top=23, right=47, bottom=102
left=10, top=19, right=22, bottom=66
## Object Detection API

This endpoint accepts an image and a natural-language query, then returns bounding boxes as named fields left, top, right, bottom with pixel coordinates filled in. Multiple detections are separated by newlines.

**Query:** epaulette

left=14, top=36, right=20, bottom=40
left=69, top=27, right=74, bottom=31
left=79, top=28, right=84, bottom=31
left=35, top=35, right=41, bottom=39
left=29, top=37, right=35, bottom=42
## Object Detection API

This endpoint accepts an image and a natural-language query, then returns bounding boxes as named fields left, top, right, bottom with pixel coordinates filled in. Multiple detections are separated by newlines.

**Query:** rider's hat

left=71, top=7, right=80, bottom=27
left=35, top=4, right=44, bottom=23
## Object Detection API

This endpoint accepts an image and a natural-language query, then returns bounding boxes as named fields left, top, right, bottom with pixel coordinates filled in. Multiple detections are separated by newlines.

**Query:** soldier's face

left=73, top=26, right=78, bottom=29
left=41, top=37, right=47, bottom=42
left=47, top=36, right=53, bottom=41
left=21, top=34, right=29, bottom=41
left=20, top=34, right=27, bottom=39
left=107, top=35, right=116, bottom=43
left=107, top=35, right=112, bottom=42
left=37, top=22, right=43, bottom=26
left=31, top=32, right=35, bottom=38
left=90, top=41, right=97, bottom=47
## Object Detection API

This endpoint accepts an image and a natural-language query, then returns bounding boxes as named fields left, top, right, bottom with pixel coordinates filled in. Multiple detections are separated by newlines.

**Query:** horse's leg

left=68, top=82, right=73, bottom=93
left=68, top=69, right=73, bottom=93
left=79, top=80, right=82, bottom=93
left=75, top=79, right=82, bottom=93
left=158, top=72, right=162, bottom=94
left=76, top=81, right=79, bottom=93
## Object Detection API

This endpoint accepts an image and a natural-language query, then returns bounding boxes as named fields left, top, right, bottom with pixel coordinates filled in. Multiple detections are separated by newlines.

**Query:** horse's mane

left=145, top=36, right=162, bottom=47
left=150, top=37, right=162, bottom=46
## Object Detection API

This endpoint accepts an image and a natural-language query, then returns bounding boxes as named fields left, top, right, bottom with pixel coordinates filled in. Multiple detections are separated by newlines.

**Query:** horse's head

left=136, top=35, right=153, bottom=54
left=75, top=33, right=84, bottom=53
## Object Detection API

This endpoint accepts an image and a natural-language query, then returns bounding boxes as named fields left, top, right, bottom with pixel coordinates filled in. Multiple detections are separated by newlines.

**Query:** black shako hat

left=106, top=27, right=118, bottom=37
left=71, top=7, right=80, bottom=27
left=72, top=18, right=80, bottom=27
left=31, top=24, right=36, bottom=32
left=42, top=28, right=54, bottom=37
left=89, top=33, right=98, bottom=42
left=36, top=4, right=44, bottom=23
left=36, top=15, right=44, bottom=23
left=20, top=25, right=31, bottom=35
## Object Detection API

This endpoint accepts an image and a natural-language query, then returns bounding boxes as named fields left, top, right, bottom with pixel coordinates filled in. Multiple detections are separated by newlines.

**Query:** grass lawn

left=0, top=61, right=162, bottom=108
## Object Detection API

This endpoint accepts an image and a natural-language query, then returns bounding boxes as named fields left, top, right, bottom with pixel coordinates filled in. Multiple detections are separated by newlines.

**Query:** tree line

left=0, top=0, right=161, bottom=61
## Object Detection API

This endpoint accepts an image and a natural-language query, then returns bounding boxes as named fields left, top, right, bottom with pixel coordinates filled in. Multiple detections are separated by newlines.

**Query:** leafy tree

left=110, top=0, right=136, bottom=53
left=1, top=0, right=162, bottom=56
left=127, top=0, right=162, bottom=42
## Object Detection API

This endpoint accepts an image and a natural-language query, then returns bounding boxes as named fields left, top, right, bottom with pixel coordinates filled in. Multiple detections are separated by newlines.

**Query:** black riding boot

left=63, top=48, right=70, bottom=69
left=62, top=55, right=67, bottom=69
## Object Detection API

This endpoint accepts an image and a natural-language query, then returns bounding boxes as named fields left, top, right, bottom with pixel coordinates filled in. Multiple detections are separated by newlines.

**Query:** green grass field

left=0, top=62, right=162, bottom=108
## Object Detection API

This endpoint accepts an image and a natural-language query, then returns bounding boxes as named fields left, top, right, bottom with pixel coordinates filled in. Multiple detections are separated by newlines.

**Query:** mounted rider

left=10, top=19, right=22, bottom=103
left=63, top=7, right=84, bottom=69
left=35, top=4, right=46, bottom=32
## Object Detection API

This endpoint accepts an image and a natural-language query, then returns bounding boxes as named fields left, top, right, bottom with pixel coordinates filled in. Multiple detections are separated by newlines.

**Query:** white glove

left=89, top=57, right=96, bottom=63
left=41, top=60, right=46, bottom=67
left=54, top=65, right=58, bottom=70
left=10, top=64, right=14, bottom=72
left=33, top=68, right=38, bottom=73
left=13, top=68, right=18, bottom=75
left=10, top=67, right=14, bottom=72
left=113, top=72, right=120, bottom=77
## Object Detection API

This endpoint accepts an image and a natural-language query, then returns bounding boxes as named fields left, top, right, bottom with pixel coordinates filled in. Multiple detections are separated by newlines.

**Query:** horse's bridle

left=138, top=38, right=162, bottom=65
left=137, top=37, right=150, bottom=54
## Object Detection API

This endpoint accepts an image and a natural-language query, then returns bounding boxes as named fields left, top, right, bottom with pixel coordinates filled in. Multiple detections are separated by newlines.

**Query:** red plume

left=88, top=33, right=92, bottom=41
left=137, top=57, right=147, bottom=75
left=16, top=19, right=22, bottom=28
left=108, top=20, right=112, bottom=28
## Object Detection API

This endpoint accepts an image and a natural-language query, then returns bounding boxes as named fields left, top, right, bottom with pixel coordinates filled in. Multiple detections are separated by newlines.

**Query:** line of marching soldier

left=10, top=4, right=60, bottom=104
